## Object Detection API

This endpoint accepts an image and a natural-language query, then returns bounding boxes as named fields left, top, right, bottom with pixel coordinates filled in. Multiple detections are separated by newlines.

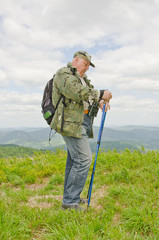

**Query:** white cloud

left=111, top=96, right=159, bottom=113
left=0, top=104, right=44, bottom=128
left=90, top=44, right=159, bottom=92
left=0, top=0, right=159, bottom=127
left=0, top=90, right=41, bottom=105
left=118, top=79, right=159, bottom=91
left=94, top=95, right=159, bottom=127
left=0, top=90, right=43, bottom=127
left=0, top=69, right=8, bottom=87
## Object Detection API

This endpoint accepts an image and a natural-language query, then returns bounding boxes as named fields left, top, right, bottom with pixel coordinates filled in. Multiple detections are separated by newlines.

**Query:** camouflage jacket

left=50, top=62, right=99, bottom=138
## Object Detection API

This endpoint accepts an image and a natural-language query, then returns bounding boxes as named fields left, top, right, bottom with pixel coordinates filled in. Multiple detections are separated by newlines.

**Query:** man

left=50, top=51, right=112, bottom=210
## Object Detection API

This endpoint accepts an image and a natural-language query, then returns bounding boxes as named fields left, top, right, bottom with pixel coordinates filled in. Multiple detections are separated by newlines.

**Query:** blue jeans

left=62, top=115, right=92, bottom=205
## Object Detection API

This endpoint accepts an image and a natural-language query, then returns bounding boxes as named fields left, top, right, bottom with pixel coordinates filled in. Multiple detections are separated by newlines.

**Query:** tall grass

left=0, top=148, right=159, bottom=239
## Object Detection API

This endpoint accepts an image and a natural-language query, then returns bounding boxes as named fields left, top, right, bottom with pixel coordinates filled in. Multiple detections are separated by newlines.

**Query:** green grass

left=0, top=148, right=159, bottom=239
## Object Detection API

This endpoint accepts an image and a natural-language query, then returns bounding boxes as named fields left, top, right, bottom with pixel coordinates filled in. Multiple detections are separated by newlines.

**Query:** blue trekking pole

left=87, top=103, right=107, bottom=207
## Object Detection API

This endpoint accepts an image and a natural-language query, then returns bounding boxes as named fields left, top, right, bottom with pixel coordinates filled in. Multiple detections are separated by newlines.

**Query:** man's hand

left=102, top=90, right=112, bottom=102
left=99, top=100, right=110, bottom=112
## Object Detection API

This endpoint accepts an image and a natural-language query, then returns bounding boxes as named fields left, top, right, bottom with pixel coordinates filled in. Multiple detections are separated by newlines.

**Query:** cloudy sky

left=0, top=0, right=159, bottom=128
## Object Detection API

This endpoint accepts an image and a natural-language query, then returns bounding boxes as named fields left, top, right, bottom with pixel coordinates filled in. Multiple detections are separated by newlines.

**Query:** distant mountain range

left=0, top=126, right=158, bottom=152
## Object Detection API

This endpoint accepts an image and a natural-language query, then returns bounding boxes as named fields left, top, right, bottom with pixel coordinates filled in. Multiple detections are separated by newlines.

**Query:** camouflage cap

left=73, top=51, right=95, bottom=67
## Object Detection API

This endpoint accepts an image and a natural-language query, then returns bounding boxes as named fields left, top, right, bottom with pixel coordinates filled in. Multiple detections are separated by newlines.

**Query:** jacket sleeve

left=54, top=70, right=99, bottom=102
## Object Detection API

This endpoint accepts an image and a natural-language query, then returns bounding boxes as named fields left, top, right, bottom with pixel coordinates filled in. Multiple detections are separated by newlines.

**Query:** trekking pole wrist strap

left=99, top=90, right=105, bottom=100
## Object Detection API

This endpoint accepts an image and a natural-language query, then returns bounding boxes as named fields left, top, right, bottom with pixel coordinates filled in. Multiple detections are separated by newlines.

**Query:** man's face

left=76, top=57, right=90, bottom=77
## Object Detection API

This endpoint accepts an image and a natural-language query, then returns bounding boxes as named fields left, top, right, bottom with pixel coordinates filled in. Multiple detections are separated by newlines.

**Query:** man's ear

left=74, top=57, right=79, bottom=64
left=72, top=56, right=79, bottom=67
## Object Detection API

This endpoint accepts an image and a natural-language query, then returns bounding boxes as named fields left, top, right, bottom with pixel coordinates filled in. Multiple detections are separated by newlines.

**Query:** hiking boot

left=79, top=198, right=88, bottom=204
left=62, top=204, right=86, bottom=211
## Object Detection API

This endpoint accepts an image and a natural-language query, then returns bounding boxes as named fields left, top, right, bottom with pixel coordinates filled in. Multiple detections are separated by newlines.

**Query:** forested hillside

left=0, top=126, right=158, bottom=151
left=0, top=144, right=45, bottom=158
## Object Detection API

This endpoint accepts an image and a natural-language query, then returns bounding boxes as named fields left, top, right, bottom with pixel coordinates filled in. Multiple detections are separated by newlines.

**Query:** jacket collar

left=67, top=62, right=77, bottom=75
left=67, top=62, right=91, bottom=86
left=67, top=62, right=87, bottom=77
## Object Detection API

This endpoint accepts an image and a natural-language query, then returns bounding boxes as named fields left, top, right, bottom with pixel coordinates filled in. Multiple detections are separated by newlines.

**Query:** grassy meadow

left=0, top=148, right=159, bottom=239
